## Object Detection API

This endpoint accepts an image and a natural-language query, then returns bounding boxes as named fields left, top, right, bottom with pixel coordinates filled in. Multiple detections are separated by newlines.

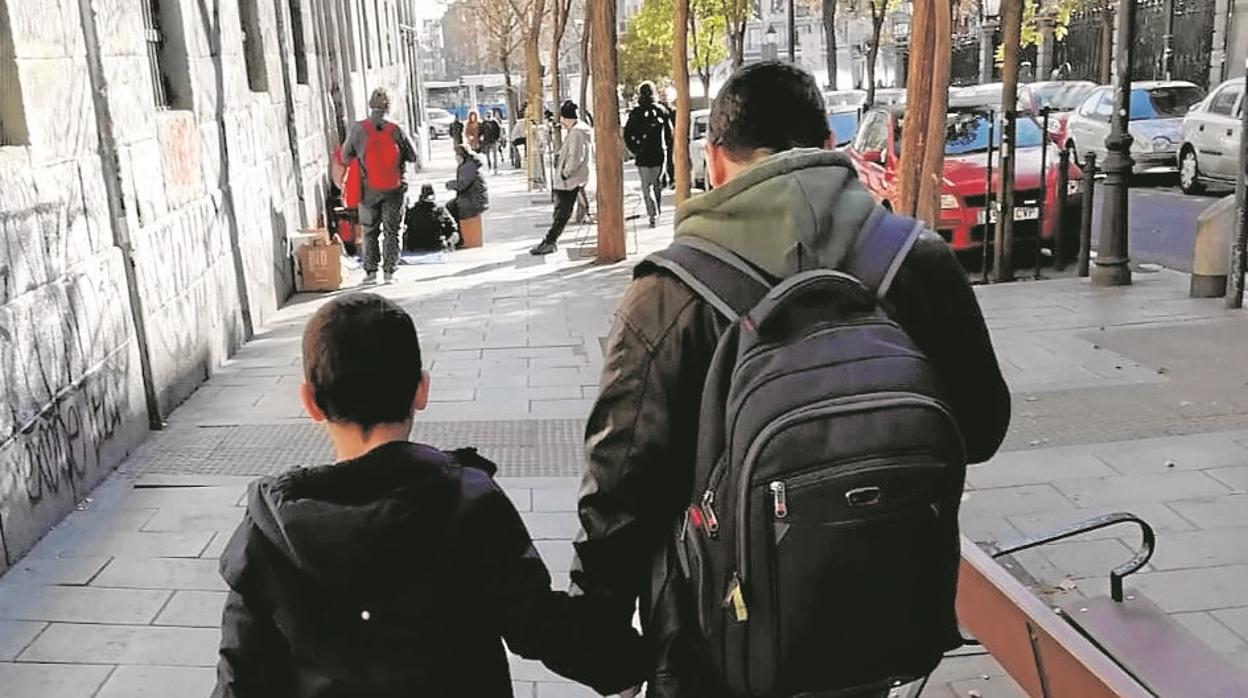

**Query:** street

left=1090, top=178, right=1228, bottom=273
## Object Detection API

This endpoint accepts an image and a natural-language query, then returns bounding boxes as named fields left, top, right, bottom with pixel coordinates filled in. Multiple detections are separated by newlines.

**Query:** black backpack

left=648, top=211, right=967, bottom=697
left=625, top=104, right=666, bottom=158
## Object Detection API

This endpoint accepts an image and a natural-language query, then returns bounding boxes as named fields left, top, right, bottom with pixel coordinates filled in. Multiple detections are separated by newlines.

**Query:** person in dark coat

left=570, top=61, right=1011, bottom=697
left=404, top=184, right=458, bottom=252
left=480, top=111, right=502, bottom=174
left=212, top=293, right=646, bottom=698
left=449, top=115, right=464, bottom=146
left=623, top=81, right=672, bottom=228
left=446, top=145, right=489, bottom=222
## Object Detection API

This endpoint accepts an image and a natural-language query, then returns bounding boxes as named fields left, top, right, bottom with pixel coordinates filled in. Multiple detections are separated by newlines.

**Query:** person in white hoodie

left=530, top=101, right=594, bottom=256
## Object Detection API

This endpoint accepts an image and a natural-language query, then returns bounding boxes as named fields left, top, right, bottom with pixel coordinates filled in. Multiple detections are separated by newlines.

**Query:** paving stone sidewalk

left=2, top=141, right=1248, bottom=697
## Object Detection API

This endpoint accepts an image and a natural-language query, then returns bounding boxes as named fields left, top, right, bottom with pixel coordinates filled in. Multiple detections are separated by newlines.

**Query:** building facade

left=0, top=0, right=423, bottom=574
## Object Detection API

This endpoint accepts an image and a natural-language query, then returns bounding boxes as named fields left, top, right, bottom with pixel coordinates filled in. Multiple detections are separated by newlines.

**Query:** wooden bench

left=459, top=216, right=483, bottom=248
left=955, top=512, right=1248, bottom=697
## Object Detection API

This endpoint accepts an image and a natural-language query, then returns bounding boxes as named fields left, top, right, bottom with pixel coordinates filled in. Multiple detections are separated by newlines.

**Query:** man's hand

left=617, top=685, right=644, bottom=698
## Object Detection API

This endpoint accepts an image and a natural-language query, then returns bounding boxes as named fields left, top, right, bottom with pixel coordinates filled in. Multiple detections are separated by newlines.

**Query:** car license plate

left=978, top=206, right=1041, bottom=224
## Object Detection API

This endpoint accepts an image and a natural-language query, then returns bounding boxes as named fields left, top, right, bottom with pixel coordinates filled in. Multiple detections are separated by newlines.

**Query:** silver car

left=1178, top=77, right=1244, bottom=194
left=1063, top=81, right=1204, bottom=175
left=689, top=109, right=711, bottom=190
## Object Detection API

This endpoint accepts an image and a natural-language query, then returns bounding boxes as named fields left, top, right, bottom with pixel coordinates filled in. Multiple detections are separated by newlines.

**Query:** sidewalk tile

left=529, top=368, right=590, bottom=388
left=513, top=681, right=536, bottom=698
left=1094, top=437, right=1248, bottom=473
left=142, top=506, right=244, bottom=533
left=19, top=623, right=219, bottom=666
left=0, top=621, right=45, bottom=660
left=92, top=558, right=227, bottom=591
left=520, top=513, right=580, bottom=541
left=200, top=531, right=233, bottom=559
left=1213, top=607, right=1248, bottom=642
left=1169, top=495, right=1248, bottom=529
left=960, top=517, right=1021, bottom=545
left=505, top=488, right=534, bottom=513
left=533, top=541, right=575, bottom=575
left=508, top=656, right=565, bottom=683
left=1133, top=565, right=1248, bottom=612
left=122, top=487, right=248, bottom=509
left=530, top=399, right=597, bottom=419
left=1053, top=472, right=1231, bottom=507
left=1146, top=528, right=1248, bottom=570
left=968, top=450, right=1117, bottom=489
left=95, top=666, right=216, bottom=698
left=428, top=388, right=477, bottom=402
left=536, top=682, right=598, bottom=697
left=154, top=591, right=228, bottom=627
left=0, top=663, right=112, bottom=698
left=1172, top=611, right=1248, bottom=653
left=1006, top=502, right=1197, bottom=541
left=1207, top=466, right=1248, bottom=492
left=0, top=586, right=171, bottom=624
left=478, top=386, right=582, bottom=402
left=959, top=484, right=1075, bottom=518
left=1037, top=538, right=1142, bottom=580
left=531, top=486, right=578, bottom=513
left=0, top=557, right=110, bottom=586
left=28, top=531, right=215, bottom=560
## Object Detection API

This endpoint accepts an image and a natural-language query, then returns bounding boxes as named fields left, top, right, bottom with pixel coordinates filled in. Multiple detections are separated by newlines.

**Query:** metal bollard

left=1035, top=108, right=1051, bottom=280
left=1078, top=152, right=1097, bottom=278
left=982, top=112, right=997, bottom=283
left=1055, top=147, right=1070, bottom=270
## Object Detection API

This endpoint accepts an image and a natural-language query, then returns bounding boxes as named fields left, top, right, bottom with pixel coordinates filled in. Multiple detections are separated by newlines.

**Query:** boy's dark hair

left=637, top=81, right=655, bottom=103
left=302, top=293, right=422, bottom=431
left=708, top=61, right=830, bottom=162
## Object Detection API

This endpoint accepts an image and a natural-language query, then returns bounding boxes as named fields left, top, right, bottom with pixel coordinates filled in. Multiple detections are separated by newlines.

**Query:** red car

left=951, top=81, right=1098, bottom=148
left=845, top=106, right=1083, bottom=252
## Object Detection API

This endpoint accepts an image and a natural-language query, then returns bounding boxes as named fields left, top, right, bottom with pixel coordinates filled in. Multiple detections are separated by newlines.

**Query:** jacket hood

left=230, top=441, right=459, bottom=591
left=673, top=149, right=879, bottom=278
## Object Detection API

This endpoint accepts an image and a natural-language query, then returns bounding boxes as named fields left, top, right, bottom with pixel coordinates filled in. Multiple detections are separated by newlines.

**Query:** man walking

left=623, top=82, right=671, bottom=227
left=570, top=62, right=1011, bottom=695
left=449, top=114, right=464, bottom=146
left=342, top=88, right=418, bottom=285
left=529, top=101, right=592, bottom=256
left=480, top=110, right=502, bottom=174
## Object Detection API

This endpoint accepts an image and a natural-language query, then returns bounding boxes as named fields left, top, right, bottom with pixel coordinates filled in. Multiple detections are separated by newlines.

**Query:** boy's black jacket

left=212, top=441, right=644, bottom=697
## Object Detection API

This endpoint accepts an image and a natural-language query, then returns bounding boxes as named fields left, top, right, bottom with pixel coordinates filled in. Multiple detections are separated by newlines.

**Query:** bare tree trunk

left=522, top=0, right=547, bottom=190
left=579, top=0, right=593, bottom=123
left=674, top=0, right=692, bottom=203
left=591, top=0, right=625, bottom=262
left=865, top=12, right=884, bottom=106
left=995, top=0, right=1024, bottom=282
left=916, top=0, right=952, bottom=224
left=550, top=0, right=570, bottom=148
left=1099, top=4, right=1113, bottom=84
left=898, top=0, right=935, bottom=217
left=823, top=0, right=838, bottom=90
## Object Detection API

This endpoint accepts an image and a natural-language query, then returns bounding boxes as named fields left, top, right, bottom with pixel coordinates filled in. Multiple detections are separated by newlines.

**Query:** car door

left=1086, top=90, right=1115, bottom=161
left=1067, top=89, right=1104, bottom=156
left=849, top=111, right=890, bottom=199
left=1202, top=83, right=1244, bottom=180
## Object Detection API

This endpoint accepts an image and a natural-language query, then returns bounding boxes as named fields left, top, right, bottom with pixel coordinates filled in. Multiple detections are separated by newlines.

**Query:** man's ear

left=300, top=381, right=327, bottom=423
left=706, top=143, right=730, bottom=189
left=413, top=370, right=431, bottom=412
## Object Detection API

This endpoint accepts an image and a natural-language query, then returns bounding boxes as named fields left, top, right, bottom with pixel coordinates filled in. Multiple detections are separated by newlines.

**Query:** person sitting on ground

left=445, top=145, right=489, bottom=226
left=212, top=293, right=648, bottom=698
left=403, top=184, right=459, bottom=252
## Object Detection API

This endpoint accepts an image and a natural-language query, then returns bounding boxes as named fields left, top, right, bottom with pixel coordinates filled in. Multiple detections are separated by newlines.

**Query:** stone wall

left=0, top=0, right=418, bottom=574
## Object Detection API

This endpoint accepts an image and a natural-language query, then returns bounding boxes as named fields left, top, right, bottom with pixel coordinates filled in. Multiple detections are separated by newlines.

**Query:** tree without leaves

left=618, top=0, right=726, bottom=98
left=579, top=0, right=593, bottom=122
left=822, top=0, right=839, bottom=89
left=689, top=0, right=728, bottom=100
left=548, top=0, right=575, bottom=146
left=591, top=0, right=626, bottom=262
left=674, top=0, right=692, bottom=204
left=720, top=0, right=753, bottom=69
left=864, top=0, right=891, bottom=107
left=509, top=0, right=548, bottom=188
left=466, top=0, right=522, bottom=131
left=897, top=0, right=952, bottom=226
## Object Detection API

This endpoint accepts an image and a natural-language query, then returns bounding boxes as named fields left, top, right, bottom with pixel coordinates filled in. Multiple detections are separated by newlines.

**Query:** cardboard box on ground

left=294, top=228, right=343, bottom=291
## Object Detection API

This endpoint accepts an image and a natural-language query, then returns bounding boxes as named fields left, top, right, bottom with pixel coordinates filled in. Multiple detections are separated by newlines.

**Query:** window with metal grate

left=0, top=0, right=30, bottom=145
left=288, top=0, right=307, bottom=84
left=142, top=0, right=193, bottom=110
left=239, top=0, right=268, bottom=91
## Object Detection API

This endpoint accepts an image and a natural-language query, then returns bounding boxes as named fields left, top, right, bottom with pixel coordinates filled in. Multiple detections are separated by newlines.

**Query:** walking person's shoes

left=530, top=241, right=557, bottom=256
left=383, top=272, right=395, bottom=285
left=361, top=272, right=379, bottom=286
left=649, top=216, right=656, bottom=228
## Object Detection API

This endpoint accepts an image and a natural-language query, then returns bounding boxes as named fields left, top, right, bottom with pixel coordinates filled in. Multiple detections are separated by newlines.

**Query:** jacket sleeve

left=341, top=122, right=364, bottom=162
left=623, top=109, right=641, bottom=154
left=571, top=275, right=720, bottom=611
left=886, top=231, right=1011, bottom=464
left=452, top=160, right=479, bottom=192
left=212, top=526, right=291, bottom=697
left=466, top=478, right=649, bottom=695
left=393, top=123, right=419, bottom=165
left=560, top=130, right=589, bottom=181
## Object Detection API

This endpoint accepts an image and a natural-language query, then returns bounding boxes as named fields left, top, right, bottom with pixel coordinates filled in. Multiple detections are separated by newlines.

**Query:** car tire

left=1179, top=148, right=1204, bottom=195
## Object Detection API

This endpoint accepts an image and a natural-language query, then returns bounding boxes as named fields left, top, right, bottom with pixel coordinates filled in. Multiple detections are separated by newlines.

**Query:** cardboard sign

left=296, top=235, right=343, bottom=292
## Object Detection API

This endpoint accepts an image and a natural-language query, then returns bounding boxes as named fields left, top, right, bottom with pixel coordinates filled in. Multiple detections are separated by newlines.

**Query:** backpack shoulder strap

left=847, top=208, right=925, bottom=300
left=640, top=237, right=771, bottom=320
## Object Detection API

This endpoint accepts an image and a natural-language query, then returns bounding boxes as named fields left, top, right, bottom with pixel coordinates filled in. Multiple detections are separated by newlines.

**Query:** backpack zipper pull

left=770, top=481, right=788, bottom=518
left=723, top=572, right=749, bottom=622
left=700, top=490, right=720, bottom=537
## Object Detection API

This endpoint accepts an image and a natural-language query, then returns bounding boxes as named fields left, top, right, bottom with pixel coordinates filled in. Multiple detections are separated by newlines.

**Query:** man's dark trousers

left=543, top=187, right=582, bottom=245
left=361, top=185, right=405, bottom=274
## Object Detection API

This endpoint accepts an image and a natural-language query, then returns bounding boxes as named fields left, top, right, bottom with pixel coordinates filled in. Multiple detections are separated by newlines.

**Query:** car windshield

left=1130, top=87, right=1203, bottom=120
left=825, top=92, right=865, bottom=109
left=1032, top=84, right=1097, bottom=111
left=692, top=117, right=709, bottom=140
left=427, top=109, right=452, bottom=120
left=942, top=111, right=1046, bottom=155
left=828, top=112, right=859, bottom=147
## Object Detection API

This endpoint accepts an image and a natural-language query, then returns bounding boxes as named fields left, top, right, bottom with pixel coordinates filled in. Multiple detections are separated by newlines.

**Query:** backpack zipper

left=733, top=393, right=958, bottom=595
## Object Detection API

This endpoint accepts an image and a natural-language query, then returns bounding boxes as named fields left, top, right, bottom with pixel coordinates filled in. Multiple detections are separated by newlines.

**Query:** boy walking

left=213, top=294, right=646, bottom=697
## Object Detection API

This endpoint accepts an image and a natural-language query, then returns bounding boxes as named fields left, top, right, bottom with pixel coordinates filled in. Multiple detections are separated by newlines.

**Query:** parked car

left=1178, top=77, right=1244, bottom=194
left=827, top=107, right=860, bottom=149
left=950, top=81, right=1098, bottom=147
left=845, top=106, right=1082, bottom=252
left=872, top=88, right=907, bottom=107
left=689, top=108, right=711, bottom=189
left=1064, top=81, right=1204, bottom=175
left=824, top=89, right=868, bottom=110
left=426, top=108, right=455, bottom=139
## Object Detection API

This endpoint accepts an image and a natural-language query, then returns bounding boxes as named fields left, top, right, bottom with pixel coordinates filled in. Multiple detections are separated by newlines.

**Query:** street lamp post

left=980, top=0, right=1000, bottom=84
left=1092, top=0, right=1135, bottom=287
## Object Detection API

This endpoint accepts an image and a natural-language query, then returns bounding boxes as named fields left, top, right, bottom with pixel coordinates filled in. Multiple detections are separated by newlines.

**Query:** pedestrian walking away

left=624, top=81, right=671, bottom=227
left=530, top=101, right=593, bottom=256
left=449, top=114, right=464, bottom=146
left=570, top=61, right=1011, bottom=697
left=465, top=110, right=481, bottom=152
left=658, top=90, right=677, bottom=188
left=341, top=87, right=417, bottom=285
left=211, top=294, right=647, bottom=698
left=480, top=111, right=502, bottom=174
left=446, top=145, right=489, bottom=226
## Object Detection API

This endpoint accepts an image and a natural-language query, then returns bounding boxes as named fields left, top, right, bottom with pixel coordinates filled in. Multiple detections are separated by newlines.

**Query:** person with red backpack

left=342, top=88, right=418, bottom=285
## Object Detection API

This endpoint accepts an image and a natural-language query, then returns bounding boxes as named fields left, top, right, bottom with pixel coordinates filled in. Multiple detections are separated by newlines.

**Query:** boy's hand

left=617, top=686, right=643, bottom=698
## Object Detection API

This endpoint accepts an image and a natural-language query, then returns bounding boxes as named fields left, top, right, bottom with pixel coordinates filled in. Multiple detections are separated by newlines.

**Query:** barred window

left=141, top=0, right=193, bottom=110
left=0, top=0, right=30, bottom=145
left=289, top=0, right=308, bottom=84
left=239, top=0, right=268, bottom=91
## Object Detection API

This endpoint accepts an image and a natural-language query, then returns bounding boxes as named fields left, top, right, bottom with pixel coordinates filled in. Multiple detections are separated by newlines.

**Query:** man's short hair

left=369, top=87, right=391, bottom=112
left=637, top=81, right=655, bottom=102
left=302, top=293, right=422, bottom=431
left=708, top=61, right=830, bottom=161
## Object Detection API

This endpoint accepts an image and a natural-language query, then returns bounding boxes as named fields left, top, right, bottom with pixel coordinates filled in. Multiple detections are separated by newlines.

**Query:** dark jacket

left=447, top=152, right=489, bottom=219
left=570, top=149, right=1011, bottom=696
left=480, top=119, right=502, bottom=146
left=624, top=100, right=672, bottom=168
left=404, top=200, right=456, bottom=251
left=213, top=442, right=646, bottom=698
